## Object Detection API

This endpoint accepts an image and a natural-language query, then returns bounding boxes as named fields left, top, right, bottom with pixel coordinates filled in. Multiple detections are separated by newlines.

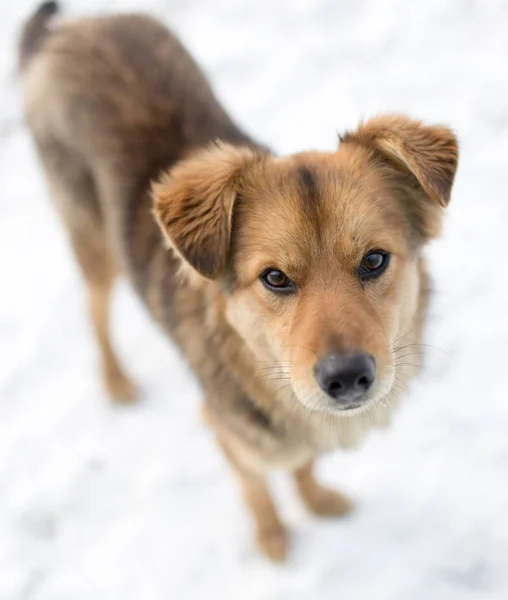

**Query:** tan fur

left=294, top=461, right=354, bottom=516
left=19, top=5, right=458, bottom=561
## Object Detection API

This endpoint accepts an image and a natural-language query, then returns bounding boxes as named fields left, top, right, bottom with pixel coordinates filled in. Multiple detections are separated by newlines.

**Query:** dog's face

left=154, top=115, right=458, bottom=414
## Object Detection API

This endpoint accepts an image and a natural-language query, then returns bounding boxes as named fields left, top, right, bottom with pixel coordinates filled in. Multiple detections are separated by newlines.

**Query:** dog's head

left=153, top=115, right=458, bottom=414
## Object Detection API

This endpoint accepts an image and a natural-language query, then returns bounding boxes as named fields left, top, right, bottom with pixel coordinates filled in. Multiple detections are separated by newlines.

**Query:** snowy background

left=1, top=0, right=508, bottom=598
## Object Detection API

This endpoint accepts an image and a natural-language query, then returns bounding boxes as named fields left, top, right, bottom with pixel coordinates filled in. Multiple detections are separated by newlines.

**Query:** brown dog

left=19, top=2, right=458, bottom=561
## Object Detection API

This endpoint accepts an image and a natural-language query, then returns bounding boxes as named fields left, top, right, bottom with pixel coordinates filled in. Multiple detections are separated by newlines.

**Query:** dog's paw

left=304, top=487, right=354, bottom=517
left=257, top=524, right=288, bottom=562
left=105, top=367, right=139, bottom=404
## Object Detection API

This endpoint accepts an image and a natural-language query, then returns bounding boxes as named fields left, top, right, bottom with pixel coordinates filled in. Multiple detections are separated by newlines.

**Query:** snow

left=1, top=0, right=508, bottom=598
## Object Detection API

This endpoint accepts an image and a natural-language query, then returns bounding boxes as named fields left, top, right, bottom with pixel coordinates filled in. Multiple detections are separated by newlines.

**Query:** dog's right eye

left=260, top=269, right=296, bottom=293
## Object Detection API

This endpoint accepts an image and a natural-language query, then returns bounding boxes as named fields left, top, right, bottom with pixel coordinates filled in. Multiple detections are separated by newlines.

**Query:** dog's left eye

left=260, top=269, right=296, bottom=293
left=359, top=251, right=390, bottom=281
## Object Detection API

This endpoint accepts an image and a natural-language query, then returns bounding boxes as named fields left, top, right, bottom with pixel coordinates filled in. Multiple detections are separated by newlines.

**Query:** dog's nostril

left=357, top=375, right=371, bottom=388
left=328, top=381, right=343, bottom=393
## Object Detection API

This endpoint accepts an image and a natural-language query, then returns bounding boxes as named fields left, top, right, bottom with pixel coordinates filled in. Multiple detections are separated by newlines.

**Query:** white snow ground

left=1, top=0, right=508, bottom=598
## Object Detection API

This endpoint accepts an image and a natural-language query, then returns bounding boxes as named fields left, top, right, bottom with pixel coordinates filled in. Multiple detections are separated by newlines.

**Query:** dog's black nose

left=313, top=352, right=376, bottom=404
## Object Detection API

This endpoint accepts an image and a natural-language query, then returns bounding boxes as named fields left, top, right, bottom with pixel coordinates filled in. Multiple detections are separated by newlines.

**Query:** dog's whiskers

left=390, top=326, right=419, bottom=349
left=392, top=343, right=455, bottom=364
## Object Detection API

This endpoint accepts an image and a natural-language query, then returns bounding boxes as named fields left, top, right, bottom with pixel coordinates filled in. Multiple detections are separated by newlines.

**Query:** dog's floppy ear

left=152, top=143, right=260, bottom=280
left=341, top=115, right=459, bottom=238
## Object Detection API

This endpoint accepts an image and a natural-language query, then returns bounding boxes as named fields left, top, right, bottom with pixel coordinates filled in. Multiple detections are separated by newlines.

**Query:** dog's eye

left=260, top=269, right=296, bottom=293
left=359, top=251, right=390, bottom=281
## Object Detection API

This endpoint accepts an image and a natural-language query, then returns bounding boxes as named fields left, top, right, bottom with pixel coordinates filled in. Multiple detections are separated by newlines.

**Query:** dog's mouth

left=339, top=401, right=367, bottom=411
left=292, top=371, right=394, bottom=417
left=292, top=386, right=374, bottom=415
left=324, top=394, right=377, bottom=415
left=324, top=392, right=373, bottom=414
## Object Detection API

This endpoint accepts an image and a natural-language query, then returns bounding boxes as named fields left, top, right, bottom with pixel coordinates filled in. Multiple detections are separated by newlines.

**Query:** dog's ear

left=152, top=143, right=260, bottom=280
left=341, top=115, right=459, bottom=239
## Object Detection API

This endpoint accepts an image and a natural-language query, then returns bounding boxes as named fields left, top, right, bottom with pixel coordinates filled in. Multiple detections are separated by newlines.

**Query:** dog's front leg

left=239, top=472, right=287, bottom=562
left=214, top=435, right=287, bottom=562
left=294, top=460, right=354, bottom=517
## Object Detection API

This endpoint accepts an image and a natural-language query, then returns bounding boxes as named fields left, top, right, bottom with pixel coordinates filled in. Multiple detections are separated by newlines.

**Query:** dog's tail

left=18, top=1, right=59, bottom=71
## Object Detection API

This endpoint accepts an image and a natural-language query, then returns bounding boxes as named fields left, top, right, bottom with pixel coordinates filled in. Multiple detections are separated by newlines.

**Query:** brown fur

left=19, top=4, right=458, bottom=561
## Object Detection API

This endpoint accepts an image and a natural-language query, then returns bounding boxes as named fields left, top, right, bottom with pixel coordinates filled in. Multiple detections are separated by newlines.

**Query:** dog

left=19, top=2, right=458, bottom=561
